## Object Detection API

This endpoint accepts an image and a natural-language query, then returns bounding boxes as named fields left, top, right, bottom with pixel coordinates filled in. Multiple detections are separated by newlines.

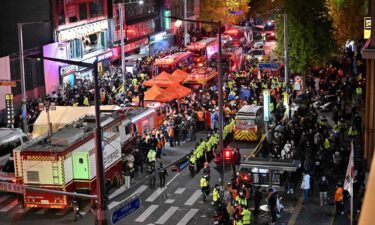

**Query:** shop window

left=89, top=1, right=103, bottom=17
left=79, top=3, right=87, bottom=20
left=69, top=16, right=78, bottom=23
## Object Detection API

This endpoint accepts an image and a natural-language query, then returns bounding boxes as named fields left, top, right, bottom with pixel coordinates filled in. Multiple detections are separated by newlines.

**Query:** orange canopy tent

left=165, top=84, right=192, bottom=99
left=143, top=71, right=177, bottom=87
left=133, top=85, right=177, bottom=103
left=171, top=69, right=189, bottom=83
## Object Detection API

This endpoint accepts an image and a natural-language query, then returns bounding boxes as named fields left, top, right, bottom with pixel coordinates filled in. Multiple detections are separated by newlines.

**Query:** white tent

left=32, top=105, right=120, bottom=138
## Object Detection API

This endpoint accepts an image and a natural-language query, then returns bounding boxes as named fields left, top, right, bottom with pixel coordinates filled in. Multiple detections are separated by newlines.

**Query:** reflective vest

left=235, top=196, right=247, bottom=207
left=348, top=127, right=358, bottom=137
left=200, top=177, right=208, bottom=188
left=190, top=155, right=196, bottom=164
left=269, top=102, right=274, bottom=112
left=356, top=87, right=362, bottom=95
left=213, top=188, right=220, bottom=202
left=147, top=150, right=156, bottom=162
left=235, top=219, right=243, bottom=225
left=323, top=138, right=331, bottom=150
left=83, top=97, right=89, bottom=106
left=241, top=208, right=251, bottom=225
left=73, top=102, right=79, bottom=107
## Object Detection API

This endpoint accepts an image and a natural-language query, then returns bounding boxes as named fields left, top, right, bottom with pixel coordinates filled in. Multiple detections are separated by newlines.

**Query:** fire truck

left=13, top=111, right=131, bottom=208
left=183, top=67, right=218, bottom=90
left=209, top=47, right=244, bottom=73
left=186, top=37, right=219, bottom=66
left=153, top=52, right=194, bottom=74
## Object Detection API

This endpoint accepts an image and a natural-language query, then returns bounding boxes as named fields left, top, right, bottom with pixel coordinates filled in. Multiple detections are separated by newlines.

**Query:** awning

left=133, top=85, right=176, bottom=103
left=143, top=71, right=178, bottom=87
left=171, top=69, right=189, bottom=83
left=240, top=158, right=301, bottom=172
left=164, top=84, right=192, bottom=99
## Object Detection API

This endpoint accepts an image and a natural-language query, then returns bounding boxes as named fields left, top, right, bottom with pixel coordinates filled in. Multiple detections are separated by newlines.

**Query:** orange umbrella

left=171, top=69, right=189, bottom=83
left=143, top=71, right=177, bottom=87
left=165, top=84, right=192, bottom=99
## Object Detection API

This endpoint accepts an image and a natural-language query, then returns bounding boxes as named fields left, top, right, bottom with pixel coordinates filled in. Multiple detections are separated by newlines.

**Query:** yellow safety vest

left=241, top=208, right=251, bottom=225
left=200, top=177, right=208, bottom=188
left=356, top=87, right=362, bottom=95
left=213, top=188, right=220, bottom=202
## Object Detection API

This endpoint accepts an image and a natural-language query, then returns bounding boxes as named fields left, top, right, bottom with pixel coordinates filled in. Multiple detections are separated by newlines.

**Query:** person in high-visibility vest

left=200, top=175, right=209, bottom=202
left=212, top=184, right=220, bottom=208
left=147, top=149, right=156, bottom=165
left=348, top=125, right=359, bottom=138
left=241, top=208, right=251, bottom=225
left=189, top=153, right=196, bottom=177
left=323, top=137, right=331, bottom=151
left=83, top=96, right=90, bottom=106
left=235, top=191, right=247, bottom=208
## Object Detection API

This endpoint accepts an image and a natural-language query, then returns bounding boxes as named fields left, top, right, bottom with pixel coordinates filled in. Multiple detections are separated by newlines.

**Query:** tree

left=327, top=0, right=366, bottom=45
left=276, top=0, right=336, bottom=73
left=199, top=0, right=251, bottom=31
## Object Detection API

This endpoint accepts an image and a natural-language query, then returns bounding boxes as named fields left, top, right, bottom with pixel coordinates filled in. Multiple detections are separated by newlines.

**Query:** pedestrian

left=335, top=183, right=344, bottom=216
left=123, top=163, right=132, bottom=190
left=212, top=184, right=221, bottom=209
left=148, top=163, right=156, bottom=189
left=267, top=189, right=277, bottom=225
left=200, top=175, right=209, bottom=202
left=318, top=175, right=329, bottom=206
left=72, top=199, right=83, bottom=221
left=253, top=186, right=262, bottom=217
left=158, top=162, right=168, bottom=188
left=138, top=83, right=145, bottom=107
left=301, top=172, right=311, bottom=204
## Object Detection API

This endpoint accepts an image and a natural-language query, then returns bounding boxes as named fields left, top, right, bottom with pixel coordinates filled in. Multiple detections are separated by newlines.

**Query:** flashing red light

left=224, top=149, right=232, bottom=160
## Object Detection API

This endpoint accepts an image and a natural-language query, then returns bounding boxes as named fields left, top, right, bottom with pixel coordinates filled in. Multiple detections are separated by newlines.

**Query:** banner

left=344, top=141, right=354, bottom=196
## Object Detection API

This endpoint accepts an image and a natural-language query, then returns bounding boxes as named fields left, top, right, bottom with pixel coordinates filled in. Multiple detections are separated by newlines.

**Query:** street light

left=167, top=16, right=225, bottom=188
left=18, top=21, right=50, bottom=134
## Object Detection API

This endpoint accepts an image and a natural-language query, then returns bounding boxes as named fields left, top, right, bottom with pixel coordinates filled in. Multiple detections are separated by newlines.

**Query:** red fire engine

left=186, top=37, right=219, bottom=66
left=14, top=111, right=131, bottom=208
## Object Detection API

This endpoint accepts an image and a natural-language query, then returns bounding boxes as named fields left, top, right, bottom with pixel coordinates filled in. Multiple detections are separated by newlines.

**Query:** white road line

left=17, top=207, right=31, bottom=214
left=109, top=186, right=126, bottom=199
left=55, top=207, right=71, bottom=216
left=0, top=195, right=12, bottom=204
left=155, top=206, right=179, bottom=224
left=174, top=188, right=185, bottom=194
left=176, top=209, right=199, bottom=225
left=184, top=190, right=201, bottom=206
left=166, top=173, right=180, bottom=186
left=146, top=174, right=180, bottom=202
left=131, top=185, right=148, bottom=198
left=165, top=199, right=175, bottom=204
left=35, top=208, right=49, bottom=215
left=108, top=201, right=119, bottom=209
left=0, top=200, right=19, bottom=213
left=135, top=205, right=159, bottom=223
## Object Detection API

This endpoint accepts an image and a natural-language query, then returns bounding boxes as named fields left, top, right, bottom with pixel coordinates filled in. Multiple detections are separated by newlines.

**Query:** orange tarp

left=133, top=85, right=177, bottom=103
left=143, top=71, right=177, bottom=87
left=171, top=69, right=189, bottom=83
left=165, top=84, right=192, bottom=99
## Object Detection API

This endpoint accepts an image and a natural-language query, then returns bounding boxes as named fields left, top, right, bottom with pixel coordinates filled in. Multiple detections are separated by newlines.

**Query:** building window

left=79, top=3, right=87, bottom=20
left=89, top=1, right=103, bottom=17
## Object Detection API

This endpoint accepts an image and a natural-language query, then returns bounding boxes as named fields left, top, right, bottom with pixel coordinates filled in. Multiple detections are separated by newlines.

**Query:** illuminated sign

left=164, top=10, right=171, bottom=30
left=364, top=17, right=371, bottom=39
left=150, top=32, right=167, bottom=43
left=57, top=20, right=108, bottom=42
left=263, top=90, right=270, bottom=122
left=60, top=65, right=77, bottom=76
left=5, top=94, right=14, bottom=127
left=97, top=50, right=113, bottom=61
left=0, top=80, right=17, bottom=87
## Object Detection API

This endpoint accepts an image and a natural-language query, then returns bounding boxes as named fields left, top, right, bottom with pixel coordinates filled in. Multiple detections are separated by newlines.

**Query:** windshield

left=1, top=159, right=15, bottom=173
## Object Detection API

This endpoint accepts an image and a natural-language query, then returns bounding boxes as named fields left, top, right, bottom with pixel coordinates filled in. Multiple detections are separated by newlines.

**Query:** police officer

left=200, top=175, right=209, bottom=202
left=236, top=191, right=247, bottom=208
left=241, top=207, right=251, bottom=225
left=202, top=162, right=211, bottom=182
left=189, top=151, right=196, bottom=177
left=158, top=162, right=168, bottom=188
left=212, top=184, right=220, bottom=209
left=148, top=163, right=156, bottom=189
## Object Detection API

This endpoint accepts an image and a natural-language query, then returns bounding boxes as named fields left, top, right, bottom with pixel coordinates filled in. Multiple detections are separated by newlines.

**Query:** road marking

left=174, top=188, right=185, bottom=194
left=17, top=207, right=31, bottom=214
left=176, top=208, right=199, bottom=225
left=108, top=201, right=119, bottom=209
left=0, top=200, right=19, bottom=212
left=131, top=185, right=148, bottom=198
left=55, top=207, right=71, bottom=216
left=184, top=190, right=201, bottom=206
left=0, top=195, right=12, bottom=204
left=146, top=174, right=180, bottom=202
left=109, top=186, right=126, bottom=199
left=35, top=208, right=49, bottom=215
left=287, top=193, right=304, bottom=225
left=165, top=199, right=175, bottom=204
left=135, top=205, right=159, bottom=222
left=155, top=206, right=179, bottom=224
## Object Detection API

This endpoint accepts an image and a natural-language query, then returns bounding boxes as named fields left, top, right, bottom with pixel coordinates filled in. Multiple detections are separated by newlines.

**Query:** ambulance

left=233, top=105, right=264, bottom=141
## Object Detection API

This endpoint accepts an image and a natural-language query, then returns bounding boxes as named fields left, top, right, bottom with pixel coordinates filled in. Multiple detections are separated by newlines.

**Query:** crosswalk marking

left=0, top=195, right=12, bottom=204
left=146, top=174, right=179, bottom=202
left=131, top=185, right=148, bottom=198
left=0, top=200, right=19, bottom=213
left=184, top=190, right=201, bottom=206
left=35, top=208, right=49, bottom=215
left=165, top=199, right=175, bottom=204
left=176, top=209, right=199, bottom=225
left=17, top=207, right=31, bottom=214
left=155, top=206, right=179, bottom=224
left=55, top=207, right=71, bottom=216
left=108, top=201, right=119, bottom=209
left=174, top=188, right=185, bottom=194
left=135, top=205, right=159, bottom=222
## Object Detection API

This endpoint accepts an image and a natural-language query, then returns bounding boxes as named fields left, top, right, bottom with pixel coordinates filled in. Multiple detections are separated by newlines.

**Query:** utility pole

left=93, top=60, right=107, bottom=225
left=283, top=14, right=289, bottom=93
left=17, top=23, right=28, bottom=134
left=183, top=0, right=188, bottom=46
left=118, top=3, right=126, bottom=91
left=217, top=21, right=224, bottom=188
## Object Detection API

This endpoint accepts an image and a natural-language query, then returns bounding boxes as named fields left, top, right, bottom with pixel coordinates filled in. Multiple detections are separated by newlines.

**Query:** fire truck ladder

left=52, top=162, right=59, bottom=184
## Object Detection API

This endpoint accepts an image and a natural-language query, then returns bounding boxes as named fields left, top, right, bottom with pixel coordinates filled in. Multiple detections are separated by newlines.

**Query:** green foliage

left=276, top=0, right=336, bottom=73
left=327, top=0, right=366, bottom=45
left=199, top=0, right=251, bottom=31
